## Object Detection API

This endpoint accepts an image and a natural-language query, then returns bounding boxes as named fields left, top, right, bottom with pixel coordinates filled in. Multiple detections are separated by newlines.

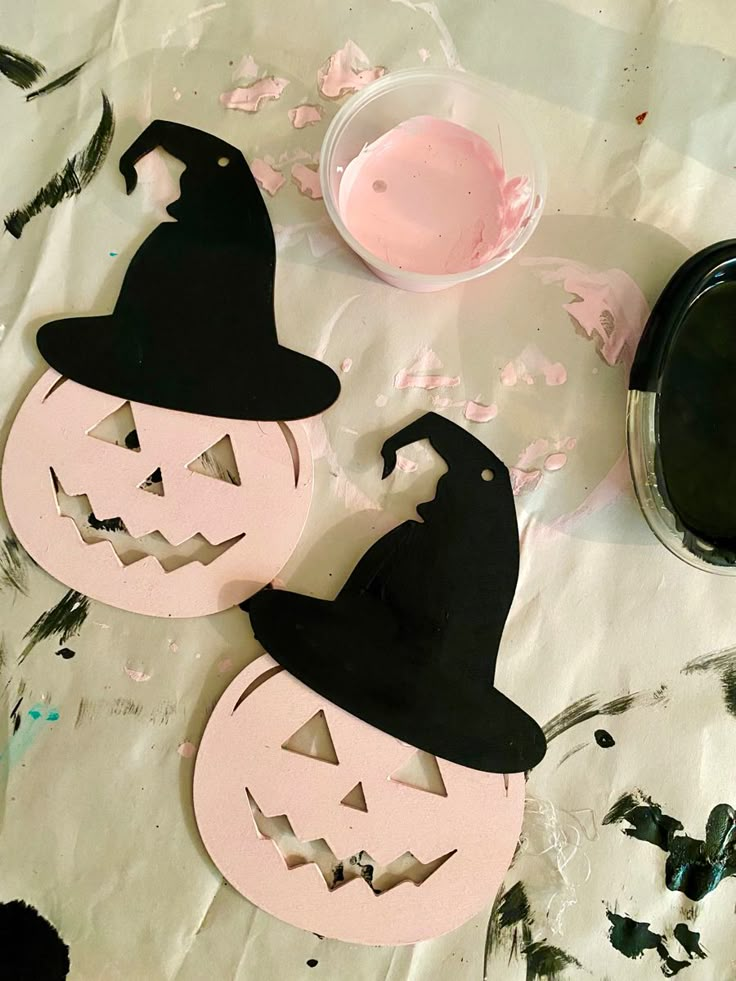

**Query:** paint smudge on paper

left=74, top=697, right=176, bottom=728
left=464, top=400, right=498, bottom=423
left=251, top=158, right=285, bottom=196
left=232, top=54, right=259, bottom=80
left=178, top=740, right=197, bottom=758
left=673, top=924, right=707, bottom=960
left=395, top=349, right=459, bottom=390
left=390, top=0, right=464, bottom=69
left=0, top=45, right=45, bottom=89
left=418, top=48, right=430, bottom=62
left=19, top=590, right=90, bottom=664
left=510, top=437, right=576, bottom=495
left=124, top=665, right=152, bottom=682
left=188, top=1, right=226, bottom=18
left=302, top=417, right=383, bottom=514
left=522, top=257, right=650, bottom=369
left=291, top=163, right=322, bottom=199
left=500, top=344, right=567, bottom=387
left=318, top=41, right=386, bottom=99
left=4, top=92, right=115, bottom=239
left=289, top=104, right=323, bottom=129
left=274, top=219, right=341, bottom=257
left=0, top=704, right=61, bottom=768
left=341, top=358, right=353, bottom=372
left=0, top=535, right=29, bottom=595
left=376, top=395, right=388, bottom=407
left=55, top=647, right=75, bottom=659
left=0, top=900, right=70, bottom=980
left=26, top=60, right=87, bottom=102
left=220, top=76, right=289, bottom=112
left=636, top=110, right=649, bottom=125
left=217, top=658, right=233, bottom=674
left=396, top=455, right=418, bottom=473
left=606, top=911, right=690, bottom=976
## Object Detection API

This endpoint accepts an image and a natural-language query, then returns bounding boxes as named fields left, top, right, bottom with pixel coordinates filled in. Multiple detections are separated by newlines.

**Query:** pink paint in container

left=321, top=69, right=546, bottom=292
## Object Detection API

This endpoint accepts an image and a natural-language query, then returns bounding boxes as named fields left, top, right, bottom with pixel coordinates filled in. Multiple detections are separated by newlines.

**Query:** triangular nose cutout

left=281, top=710, right=339, bottom=765
left=390, top=750, right=448, bottom=797
left=340, top=782, right=368, bottom=812
left=138, top=468, right=165, bottom=496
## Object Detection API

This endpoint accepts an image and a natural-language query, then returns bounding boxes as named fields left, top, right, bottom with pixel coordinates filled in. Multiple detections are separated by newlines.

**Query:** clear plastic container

left=320, top=68, right=546, bottom=292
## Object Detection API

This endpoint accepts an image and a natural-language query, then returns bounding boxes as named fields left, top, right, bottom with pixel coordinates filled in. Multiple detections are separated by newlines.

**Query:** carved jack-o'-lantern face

left=2, top=371, right=312, bottom=617
left=193, top=655, right=525, bottom=945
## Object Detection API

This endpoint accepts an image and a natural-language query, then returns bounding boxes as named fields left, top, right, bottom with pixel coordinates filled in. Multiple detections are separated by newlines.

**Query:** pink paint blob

left=338, top=116, right=531, bottom=275
left=341, top=358, right=353, bottom=372
left=217, top=657, right=234, bottom=674
left=396, top=455, right=418, bottom=473
left=395, top=368, right=460, bottom=390
left=318, top=41, right=386, bottom=99
left=178, top=741, right=197, bottom=758
left=500, top=345, right=566, bottom=388
left=288, top=104, right=323, bottom=129
left=464, top=400, right=498, bottom=423
left=220, top=77, right=289, bottom=112
left=124, top=666, right=152, bottom=683
left=250, top=159, right=285, bottom=196
left=544, top=452, right=567, bottom=472
left=291, top=164, right=322, bottom=200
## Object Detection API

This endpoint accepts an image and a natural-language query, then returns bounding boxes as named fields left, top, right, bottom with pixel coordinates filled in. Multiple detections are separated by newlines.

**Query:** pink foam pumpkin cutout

left=193, top=655, right=525, bottom=945
left=2, top=371, right=313, bottom=618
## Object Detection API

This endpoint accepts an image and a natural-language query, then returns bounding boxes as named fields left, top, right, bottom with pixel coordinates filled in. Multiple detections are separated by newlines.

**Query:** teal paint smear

left=0, top=704, right=60, bottom=768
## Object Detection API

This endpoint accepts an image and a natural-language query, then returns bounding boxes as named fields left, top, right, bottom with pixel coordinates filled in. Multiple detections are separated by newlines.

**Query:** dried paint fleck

left=341, top=358, right=353, bottom=372
left=317, top=40, right=385, bottom=99
left=178, top=741, right=197, bottom=758
left=124, top=665, right=152, bottom=682
left=217, top=658, right=233, bottom=674
left=396, top=455, right=418, bottom=473
left=418, top=48, right=430, bottom=62
left=220, top=76, right=289, bottom=112
left=288, top=104, right=323, bottom=129
left=464, top=400, right=498, bottom=423
left=291, top=163, right=322, bottom=199
left=251, top=158, right=285, bottom=196
left=636, top=110, right=649, bottom=125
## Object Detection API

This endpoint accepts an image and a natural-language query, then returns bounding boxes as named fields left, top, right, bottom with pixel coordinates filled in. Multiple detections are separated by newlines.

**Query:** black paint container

left=628, top=240, right=736, bottom=571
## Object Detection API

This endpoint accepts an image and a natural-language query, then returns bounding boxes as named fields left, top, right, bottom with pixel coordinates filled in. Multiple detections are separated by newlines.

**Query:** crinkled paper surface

left=1, top=1, right=735, bottom=978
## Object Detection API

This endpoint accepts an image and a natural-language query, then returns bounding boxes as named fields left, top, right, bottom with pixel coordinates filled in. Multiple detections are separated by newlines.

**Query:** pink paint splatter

left=544, top=452, right=567, bottom=472
left=418, top=48, right=430, bottom=62
left=396, top=455, right=418, bottom=473
left=220, top=76, right=289, bottom=112
left=432, top=396, right=452, bottom=408
left=291, top=163, right=322, bottom=199
left=217, top=658, right=233, bottom=674
left=341, top=358, right=353, bottom=372
left=288, top=104, right=323, bottom=129
left=464, top=399, right=498, bottom=423
left=124, top=666, right=151, bottom=682
left=500, top=344, right=567, bottom=387
left=522, top=258, right=650, bottom=368
left=510, top=468, right=543, bottom=495
left=511, top=437, right=576, bottom=495
left=233, top=54, right=259, bottom=80
left=177, top=741, right=196, bottom=759
left=251, top=159, right=285, bottom=196
left=318, top=40, right=386, bottom=99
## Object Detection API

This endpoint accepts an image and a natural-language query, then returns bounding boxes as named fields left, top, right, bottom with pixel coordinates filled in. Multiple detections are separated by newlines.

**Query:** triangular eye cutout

left=340, top=782, right=368, bottom=812
left=281, top=710, right=339, bottom=765
left=187, top=435, right=241, bottom=485
left=87, top=402, right=140, bottom=450
left=390, top=750, right=448, bottom=797
left=138, top=468, right=165, bottom=496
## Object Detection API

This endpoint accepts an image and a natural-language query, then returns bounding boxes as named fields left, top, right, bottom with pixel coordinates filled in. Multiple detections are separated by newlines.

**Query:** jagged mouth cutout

left=239, top=692, right=457, bottom=895
left=46, top=387, right=300, bottom=573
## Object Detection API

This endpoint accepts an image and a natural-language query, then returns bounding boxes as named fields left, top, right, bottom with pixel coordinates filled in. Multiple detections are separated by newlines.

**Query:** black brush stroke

left=0, top=44, right=45, bottom=89
left=19, top=590, right=90, bottom=664
left=25, top=60, right=87, bottom=101
left=4, top=91, right=114, bottom=238
left=0, top=535, right=29, bottom=595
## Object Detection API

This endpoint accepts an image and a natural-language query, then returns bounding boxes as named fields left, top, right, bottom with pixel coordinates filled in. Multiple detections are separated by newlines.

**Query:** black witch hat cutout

left=249, top=412, right=547, bottom=773
left=36, top=120, right=341, bottom=421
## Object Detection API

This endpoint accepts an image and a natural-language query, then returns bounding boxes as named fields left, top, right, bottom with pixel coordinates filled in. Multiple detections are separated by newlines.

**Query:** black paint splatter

left=522, top=940, right=581, bottom=979
left=87, top=513, right=125, bottom=533
left=604, top=792, right=736, bottom=900
left=673, top=924, right=707, bottom=960
left=19, top=589, right=90, bottom=664
left=721, top=665, right=736, bottom=718
left=495, top=881, right=530, bottom=930
left=543, top=688, right=667, bottom=741
left=25, top=61, right=87, bottom=101
left=306, top=960, right=318, bottom=969
left=5, top=91, right=115, bottom=238
left=125, top=429, right=140, bottom=450
left=0, top=535, right=29, bottom=595
left=0, top=899, right=70, bottom=979
left=0, top=45, right=44, bottom=89
left=603, top=791, right=683, bottom=850
left=55, top=647, right=75, bottom=660
left=10, top=697, right=23, bottom=734
left=606, top=911, right=689, bottom=976
left=595, top=729, right=615, bottom=747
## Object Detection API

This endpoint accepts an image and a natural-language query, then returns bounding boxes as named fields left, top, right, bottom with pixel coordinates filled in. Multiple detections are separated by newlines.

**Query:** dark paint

left=673, top=924, right=707, bottom=960
left=522, top=940, right=581, bottom=979
left=721, top=665, right=736, bottom=718
left=606, top=911, right=690, bottom=976
left=0, top=899, right=70, bottom=979
left=4, top=92, right=114, bottom=238
left=55, top=647, right=76, bottom=659
left=20, top=589, right=90, bottom=663
left=249, top=412, right=546, bottom=773
left=306, top=960, right=318, bottom=968
left=87, top=513, right=125, bottom=533
left=594, top=728, right=615, bottom=747
left=604, top=793, right=736, bottom=900
left=36, top=120, right=341, bottom=421
left=26, top=61, right=87, bottom=101
left=0, top=45, right=44, bottom=89
left=0, top=535, right=29, bottom=594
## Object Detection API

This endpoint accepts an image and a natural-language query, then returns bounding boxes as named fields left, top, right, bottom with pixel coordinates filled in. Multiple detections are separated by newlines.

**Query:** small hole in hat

left=218, top=156, right=230, bottom=167
left=481, top=468, right=494, bottom=482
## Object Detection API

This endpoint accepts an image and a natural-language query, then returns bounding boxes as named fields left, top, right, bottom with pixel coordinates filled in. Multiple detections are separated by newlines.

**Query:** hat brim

left=249, top=589, right=547, bottom=773
left=37, top=316, right=341, bottom=421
